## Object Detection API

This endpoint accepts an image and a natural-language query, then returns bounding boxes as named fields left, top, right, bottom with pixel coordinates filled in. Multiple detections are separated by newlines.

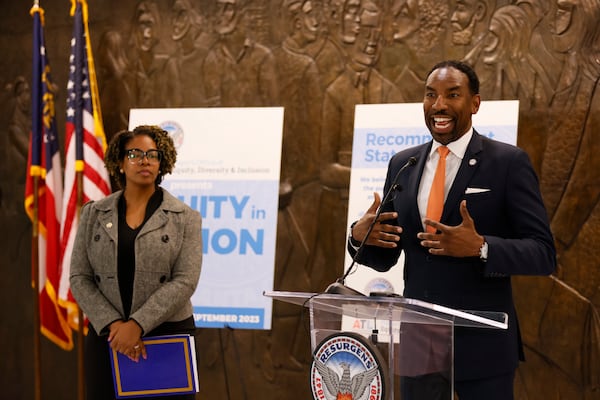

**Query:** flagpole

left=63, top=2, right=112, bottom=397
left=73, top=2, right=86, bottom=398
left=32, top=174, right=42, bottom=400
left=76, top=170, right=85, bottom=400
left=30, top=2, right=42, bottom=399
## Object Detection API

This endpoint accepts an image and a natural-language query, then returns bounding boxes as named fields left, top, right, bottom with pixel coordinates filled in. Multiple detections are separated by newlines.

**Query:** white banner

left=344, top=101, right=519, bottom=295
left=129, top=107, right=284, bottom=330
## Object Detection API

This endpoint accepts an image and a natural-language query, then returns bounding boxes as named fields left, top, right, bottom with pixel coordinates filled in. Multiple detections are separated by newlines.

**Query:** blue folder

left=109, top=334, right=199, bottom=398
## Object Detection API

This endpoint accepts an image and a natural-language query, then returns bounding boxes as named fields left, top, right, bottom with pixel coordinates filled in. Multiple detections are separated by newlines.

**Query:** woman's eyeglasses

left=125, top=148, right=162, bottom=164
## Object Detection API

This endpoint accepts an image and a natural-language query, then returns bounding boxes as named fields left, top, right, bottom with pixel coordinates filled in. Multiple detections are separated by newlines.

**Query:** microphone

left=325, top=156, right=418, bottom=295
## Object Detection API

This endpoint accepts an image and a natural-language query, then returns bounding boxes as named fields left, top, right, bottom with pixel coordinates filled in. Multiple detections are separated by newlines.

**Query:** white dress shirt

left=417, top=128, right=474, bottom=228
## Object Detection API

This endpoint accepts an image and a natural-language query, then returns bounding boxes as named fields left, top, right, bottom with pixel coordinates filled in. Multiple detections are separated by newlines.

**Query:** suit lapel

left=138, top=208, right=168, bottom=237
left=442, top=131, right=483, bottom=221
left=95, top=195, right=120, bottom=243
left=98, top=211, right=118, bottom=243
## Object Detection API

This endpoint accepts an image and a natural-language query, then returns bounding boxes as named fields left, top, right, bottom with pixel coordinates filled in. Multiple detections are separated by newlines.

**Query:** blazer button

left=95, top=275, right=101, bottom=283
left=161, top=235, right=169, bottom=243
left=94, top=234, right=100, bottom=241
left=425, top=255, right=432, bottom=262
left=160, top=275, right=167, bottom=283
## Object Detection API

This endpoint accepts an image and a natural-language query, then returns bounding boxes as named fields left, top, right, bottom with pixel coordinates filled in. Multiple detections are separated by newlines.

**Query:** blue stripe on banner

left=193, top=307, right=264, bottom=329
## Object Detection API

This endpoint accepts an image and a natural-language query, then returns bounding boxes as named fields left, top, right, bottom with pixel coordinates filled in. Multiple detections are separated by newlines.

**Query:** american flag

left=25, top=4, right=73, bottom=350
left=59, top=0, right=112, bottom=330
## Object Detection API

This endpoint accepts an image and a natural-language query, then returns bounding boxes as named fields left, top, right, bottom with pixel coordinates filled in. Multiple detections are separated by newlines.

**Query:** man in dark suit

left=348, top=60, right=556, bottom=399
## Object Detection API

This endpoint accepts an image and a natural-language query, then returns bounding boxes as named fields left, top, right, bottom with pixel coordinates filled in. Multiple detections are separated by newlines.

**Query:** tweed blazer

left=70, top=188, right=202, bottom=336
left=351, top=131, right=556, bottom=380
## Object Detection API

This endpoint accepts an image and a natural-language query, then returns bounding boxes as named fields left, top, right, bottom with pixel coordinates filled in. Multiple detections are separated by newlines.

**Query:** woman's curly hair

left=104, top=125, right=177, bottom=189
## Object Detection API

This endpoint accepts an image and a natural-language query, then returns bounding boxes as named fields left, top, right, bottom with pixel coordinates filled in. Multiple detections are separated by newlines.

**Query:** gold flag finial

left=69, top=0, right=77, bottom=17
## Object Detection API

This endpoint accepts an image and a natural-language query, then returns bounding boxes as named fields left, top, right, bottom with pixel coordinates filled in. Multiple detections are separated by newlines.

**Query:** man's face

left=300, top=0, right=320, bottom=42
left=171, top=0, right=191, bottom=41
left=391, top=0, right=419, bottom=41
left=423, top=67, right=480, bottom=145
left=136, top=12, right=157, bottom=52
left=450, top=0, right=484, bottom=45
left=341, top=0, right=361, bottom=44
left=215, top=0, right=238, bottom=35
left=351, top=7, right=381, bottom=67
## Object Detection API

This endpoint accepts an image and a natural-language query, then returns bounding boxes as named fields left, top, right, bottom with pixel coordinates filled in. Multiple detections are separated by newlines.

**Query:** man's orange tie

left=426, top=146, right=450, bottom=233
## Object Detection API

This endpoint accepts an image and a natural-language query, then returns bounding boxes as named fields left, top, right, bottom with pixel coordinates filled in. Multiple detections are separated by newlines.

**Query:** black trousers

left=401, top=370, right=515, bottom=400
left=455, top=370, right=516, bottom=400
left=400, top=372, right=452, bottom=400
left=84, top=317, right=197, bottom=400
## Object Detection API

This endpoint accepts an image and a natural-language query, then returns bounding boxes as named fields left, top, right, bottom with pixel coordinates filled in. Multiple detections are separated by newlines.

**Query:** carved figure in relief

left=164, top=0, right=214, bottom=107
left=476, top=3, right=554, bottom=107
left=311, top=0, right=404, bottom=287
left=203, top=0, right=279, bottom=106
left=97, top=30, right=133, bottom=142
left=450, top=0, right=496, bottom=47
left=3, top=76, right=33, bottom=279
left=5, top=77, right=31, bottom=214
left=258, top=0, right=326, bottom=378
left=274, top=0, right=323, bottom=191
left=449, top=0, right=499, bottom=77
left=303, top=0, right=356, bottom=89
left=7, top=77, right=30, bottom=186
left=540, top=0, right=600, bottom=233
left=129, top=1, right=170, bottom=108
left=518, top=0, right=600, bottom=397
left=465, top=0, right=559, bottom=174
left=380, top=0, right=450, bottom=101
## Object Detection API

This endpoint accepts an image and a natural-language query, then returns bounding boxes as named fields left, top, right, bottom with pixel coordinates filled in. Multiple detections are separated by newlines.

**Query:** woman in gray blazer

left=70, top=125, right=202, bottom=400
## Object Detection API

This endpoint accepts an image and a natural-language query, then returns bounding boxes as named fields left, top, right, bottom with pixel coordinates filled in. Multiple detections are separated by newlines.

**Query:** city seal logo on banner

left=310, top=332, right=386, bottom=400
left=160, top=120, right=185, bottom=149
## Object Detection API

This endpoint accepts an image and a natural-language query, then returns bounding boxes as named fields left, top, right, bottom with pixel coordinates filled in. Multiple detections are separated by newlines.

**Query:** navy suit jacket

left=351, top=130, right=556, bottom=380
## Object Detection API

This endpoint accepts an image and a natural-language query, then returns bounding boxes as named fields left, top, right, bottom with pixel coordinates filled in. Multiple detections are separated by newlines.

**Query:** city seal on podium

left=310, top=332, right=387, bottom=400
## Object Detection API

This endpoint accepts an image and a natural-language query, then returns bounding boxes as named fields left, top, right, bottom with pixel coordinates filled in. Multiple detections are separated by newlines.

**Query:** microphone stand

left=324, top=157, right=417, bottom=295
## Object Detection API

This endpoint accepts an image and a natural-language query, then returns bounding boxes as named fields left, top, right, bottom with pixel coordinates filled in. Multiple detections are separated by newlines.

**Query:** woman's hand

left=108, top=320, right=146, bottom=362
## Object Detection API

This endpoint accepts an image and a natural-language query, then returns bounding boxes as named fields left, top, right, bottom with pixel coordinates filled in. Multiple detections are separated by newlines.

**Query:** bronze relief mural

left=0, top=0, right=599, bottom=398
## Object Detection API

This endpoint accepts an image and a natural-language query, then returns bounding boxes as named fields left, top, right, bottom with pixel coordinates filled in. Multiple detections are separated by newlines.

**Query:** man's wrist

left=349, top=221, right=361, bottom=248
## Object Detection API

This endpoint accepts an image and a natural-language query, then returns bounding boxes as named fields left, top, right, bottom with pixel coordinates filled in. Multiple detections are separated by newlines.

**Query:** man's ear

left=474, top=2, right=486, bottom=22
left=294, top=16, right=303, bottom=31
left=471, top=94, right=481, bottom=114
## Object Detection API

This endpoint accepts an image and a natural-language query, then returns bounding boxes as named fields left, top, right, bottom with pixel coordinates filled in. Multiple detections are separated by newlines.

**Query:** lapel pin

left=469, top=158, right=477, bottom=166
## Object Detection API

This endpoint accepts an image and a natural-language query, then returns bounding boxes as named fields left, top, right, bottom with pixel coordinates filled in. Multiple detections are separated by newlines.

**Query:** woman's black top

left=117, top=189, right=162, bottom=318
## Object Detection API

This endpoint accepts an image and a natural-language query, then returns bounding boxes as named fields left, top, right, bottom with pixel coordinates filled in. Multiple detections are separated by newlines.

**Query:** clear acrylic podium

left=264, top=290, right=507, bottom=400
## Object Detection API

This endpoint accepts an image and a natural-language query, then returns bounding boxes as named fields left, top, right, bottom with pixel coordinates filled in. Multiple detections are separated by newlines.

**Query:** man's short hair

left=427, top=60, right=480, bottom=95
